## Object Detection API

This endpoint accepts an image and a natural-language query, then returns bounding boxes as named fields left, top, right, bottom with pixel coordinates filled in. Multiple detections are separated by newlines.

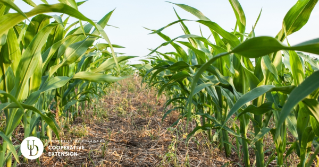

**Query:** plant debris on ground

left=20, top=78, right=236, bottom=167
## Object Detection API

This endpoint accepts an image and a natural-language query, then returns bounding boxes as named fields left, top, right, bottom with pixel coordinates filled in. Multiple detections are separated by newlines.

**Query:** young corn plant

left=142, top=0, right=319, bottom=166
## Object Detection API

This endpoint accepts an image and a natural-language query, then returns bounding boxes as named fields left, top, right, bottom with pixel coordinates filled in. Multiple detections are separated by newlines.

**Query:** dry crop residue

left=20, top=78, right=235, bottom=167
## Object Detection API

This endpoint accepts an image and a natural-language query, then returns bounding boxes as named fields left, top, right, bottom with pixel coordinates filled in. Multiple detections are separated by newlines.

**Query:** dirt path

left=19, top=78, right=235, bottom=167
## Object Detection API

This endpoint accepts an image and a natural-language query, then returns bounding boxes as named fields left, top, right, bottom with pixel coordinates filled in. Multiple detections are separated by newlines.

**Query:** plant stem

left=240, top=115, right=250, bottom=167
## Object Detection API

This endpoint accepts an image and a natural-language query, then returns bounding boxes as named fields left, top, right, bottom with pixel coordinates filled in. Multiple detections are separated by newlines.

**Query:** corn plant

left=142, top=0, right=319, bottom=166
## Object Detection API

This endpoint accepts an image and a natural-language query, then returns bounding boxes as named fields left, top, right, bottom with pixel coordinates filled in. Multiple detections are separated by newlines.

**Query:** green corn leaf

left=173, top=8, right=197, bottom=48
left=219, top=85, right=295, bottom=129
left=186, top=52, right=228, bottom=127
left=262, top=55, right=279, bottom=82
left=73, top=72, right=130, bottom=83
left=231, top=36, right=285, bottom=57
left=148, top=29, right=189, bottom=62
left=76, top=1, right=87, bottom=6
left=310, top=116, right=319, bottom=137
left=42, top=33, right=86, bottom=71
left=91, top=56, right=136, bottom=73
left=7, top=103, right=60, bottom=139
left=4, top=68, right=15, bottom=93
left=198, top=20, right=240, bottom=48
left=287, top=112, right=298, bottom=139
left=277, top=0, right=318, bottom=41
left=29, top=56, right=42, bottom=93
left=41, top=0, right=48, bottom=4
left=232, top=37, right=319, bottom=57
left=290, top=38, right=319, bottom=55
left=96, top=43, right=125, bottom=49
left=0, top=0, right=29, bottom=20
left=62, top=80, right=82, bottom=104
left=186, top=124, right=214, bottom=141
left=63, top=99, right=77, bottom=111
left=303, top=99, right=319, bottom=127
left=164, top=97, right=187, bottom=111
left=13, top=24, right=57, bottom=100
left=24, top=14, right=51, bottom=48
left=149, top=19, right=240, bottom=48
left=65, top=20, right=79, bottom=32
left=28, top=114, right=41, bottom=137
left=58, top=0, right=78, bottom=9
left=0, top=132, right=19, bottom=164
left=193, top=82, right=216, bottom=95
left=0, top=31, right=7, bottom=46
left=300, top=127, right=315, bottom=165
left=40, top=76, right=71, bottom=93
left=25, top=76, right=72, bottom=105
left=177, top=41, right=206, bottom=63
left=0, top=3, right=98, bottom=37
left=228, top=0, right=246, bottom=40
left=52, top=15, right=64, bottom=27
left=167, top=61, right=189, bottom=71
left=276, top=71, right=319, bottom=138
left=0, top=102, right=10, bottom=111
left=251, top=127, right=272, bottom=145
left=148, top=19, right=188, bottom=35
left=169, top=2, right=210, bottom=21
left=289, top=50, right=305, bottom=85
left=238, top=102, right=273, bottom=117
left=0, top=90, right=24, bottom=138
left=225, top=85, right=274, bottom=124
left=148, top=34, right=226, bottom=59
left=2, top=28, right=21, bottom=74
left=48, top=35, right=97, bottom=76
left=187, top=123, right=241, bottom=141
left=64, top=36, right=96, bottom=65
left=22, top=0, right=37, bottom=7
left=158, top=71, right=190, bottom=96
left=248, top=9, right=262, bottom=38
left=94, top=22, right=120, bottom=72
left=0, top=90, right=23, bottom=110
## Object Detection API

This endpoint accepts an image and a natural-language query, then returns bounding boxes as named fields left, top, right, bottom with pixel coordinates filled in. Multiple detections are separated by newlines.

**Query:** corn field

left=0, top=0, right=319, bottom=166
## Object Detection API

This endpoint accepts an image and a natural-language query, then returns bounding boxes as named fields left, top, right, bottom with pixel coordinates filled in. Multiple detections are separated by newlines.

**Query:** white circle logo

left=20, top=137, right=44, bottom=159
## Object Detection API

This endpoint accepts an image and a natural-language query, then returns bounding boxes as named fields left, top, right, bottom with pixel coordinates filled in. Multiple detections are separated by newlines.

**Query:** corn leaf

left=73, top=72, right=130, bottom=83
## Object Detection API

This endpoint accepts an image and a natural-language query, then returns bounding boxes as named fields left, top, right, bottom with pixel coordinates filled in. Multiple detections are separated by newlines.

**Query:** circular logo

left=20, top=137, right=44, bottom=159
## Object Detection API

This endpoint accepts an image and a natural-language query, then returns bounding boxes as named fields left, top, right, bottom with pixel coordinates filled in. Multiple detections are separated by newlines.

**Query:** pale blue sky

left=15, top=0, right=319, bottom=62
